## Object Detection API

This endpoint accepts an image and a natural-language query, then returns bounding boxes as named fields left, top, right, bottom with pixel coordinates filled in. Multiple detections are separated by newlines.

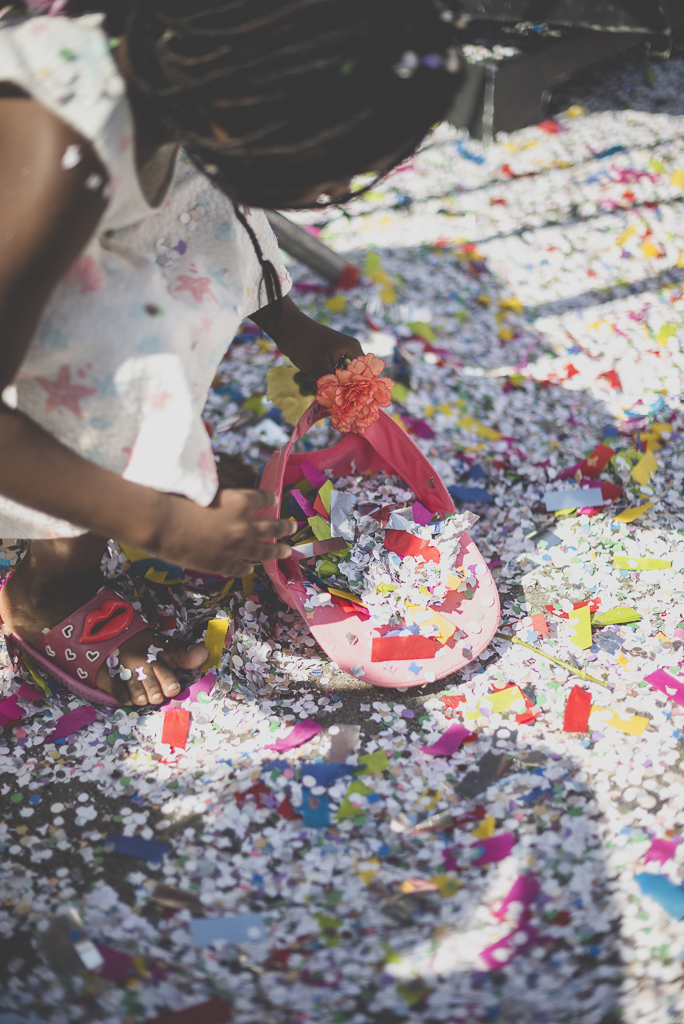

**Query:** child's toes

left=152, top=657, right=182, bottom=698
left=163, top=640, right=208, bottom=671
left=128, top=663, right=164, bottom=704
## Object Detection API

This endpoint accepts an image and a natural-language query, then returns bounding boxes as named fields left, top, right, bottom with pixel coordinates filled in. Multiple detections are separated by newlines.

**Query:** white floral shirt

left=0, top=14, right=290, bottom=539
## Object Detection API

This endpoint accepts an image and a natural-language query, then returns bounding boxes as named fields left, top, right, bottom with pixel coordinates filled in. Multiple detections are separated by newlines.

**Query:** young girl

left=0, top=0, right=463, bottom=707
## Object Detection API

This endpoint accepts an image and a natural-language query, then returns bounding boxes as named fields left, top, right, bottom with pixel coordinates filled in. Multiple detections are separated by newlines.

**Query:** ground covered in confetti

left=6, top=42, right=684, bottom=1024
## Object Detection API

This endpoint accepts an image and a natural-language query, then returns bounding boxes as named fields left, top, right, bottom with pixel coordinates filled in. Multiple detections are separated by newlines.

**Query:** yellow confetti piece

left=651, top=421, right=674, bottom=439
left=498, top=297, right=524, bottom=314
left=568, top=603, right=592, bottom=650
left=498, top=327, right=515, bottom=342
left=641, top=241, right=661, bottom=259
left=617, top=225, right=637, bottom=246
left=472, top=816, right=496, bottom=839
left=201, top=617, right=231, bottom=672
left=612, top=502, right=656, bottom=523
left=308, top=515, right=331, bottom=541
left=328, top=587, right=366, bottom=606
left=356, top=858, right=381, bottom=885
left=488, top=685, right=526, bottom=714
left=657, top=324, right=678, bottom=344
left=565, top=104, right=585, bottom=117
left=241, top=572, right=256, bottom=597
left=219, top=578, right=235, bottom=600
left=616, top=653, right=630, bottom=669
left=671, top=169, right=684, bottom=187
left=405, top=605, right=457, bottom=643
left=590, top=706, right=649, bottom=737
left=631, top=450, right=658, bottom=485
left=408, top=321, right=436, bottom=343
left=457, top=416, right=503, bottom=441
left=430, top=875, right=463, bottom=897
left=655, top=630, right=672, bottom=642
left=324, top=294, right=347, bottom=313
left=613, top=556, right=671, bottom=571
left=357, top=750, right=390, bottom=774
left=593, top=606, right=641, bottom=626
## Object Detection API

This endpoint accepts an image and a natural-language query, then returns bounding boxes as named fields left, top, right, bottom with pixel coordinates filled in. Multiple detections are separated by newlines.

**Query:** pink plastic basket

left=258, top=402, right=500, bottom=687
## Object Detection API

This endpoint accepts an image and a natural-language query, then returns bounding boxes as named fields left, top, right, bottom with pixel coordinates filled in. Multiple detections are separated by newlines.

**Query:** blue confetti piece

left=543, top=488, right=604, bottom=511
left=635, top=873, right=684, bottom=920
left=456, top=139, right=485, bottom=164
left=103, top=834, right=170, bottom=862
left=448, top=485, right=494, bottom=503
left=301, top=789, right=330, bottom=827
left=300, top=763, right=358, bottom=787
left=467, top=464, right=488, bottom=482
left=190, top=912, right=266, bottom=947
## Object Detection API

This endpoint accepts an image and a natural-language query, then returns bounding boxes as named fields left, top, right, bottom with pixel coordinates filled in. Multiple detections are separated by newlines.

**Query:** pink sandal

left=6, top=584, right=150, bottom=708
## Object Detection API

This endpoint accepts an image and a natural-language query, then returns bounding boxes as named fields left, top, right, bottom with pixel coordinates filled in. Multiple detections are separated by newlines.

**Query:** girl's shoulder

left=0, top=14, right=125, bottom=141
left=0, top=14, right=152, bottom=228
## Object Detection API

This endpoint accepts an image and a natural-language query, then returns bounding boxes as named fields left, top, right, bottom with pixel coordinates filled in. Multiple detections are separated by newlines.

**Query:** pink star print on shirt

left=36, top=366, right=98, bottom=419
left=174, top=275, right=217, bottom=303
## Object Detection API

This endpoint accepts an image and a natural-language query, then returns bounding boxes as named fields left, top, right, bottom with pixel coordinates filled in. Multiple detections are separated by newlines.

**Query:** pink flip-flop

left=4, top=581, right=150, bottom=708
left=258, top=403, right=500, bottom=687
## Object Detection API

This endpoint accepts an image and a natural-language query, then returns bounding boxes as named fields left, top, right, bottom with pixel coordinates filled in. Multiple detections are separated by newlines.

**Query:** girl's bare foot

left=0, top=535, right=207, bottom=706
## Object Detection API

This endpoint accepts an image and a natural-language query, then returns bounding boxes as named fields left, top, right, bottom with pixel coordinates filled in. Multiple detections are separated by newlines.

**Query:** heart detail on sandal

left=44, top=645, right=56, bottom=657
left=77, top=668, right=89, bottom=680
left=79, top=599, right=134, bottom=644
left=64, top=648, right=76, bottom=661
left=62, top=624, right=73, bottom=639
left=85, top=650, right=100, bottom=662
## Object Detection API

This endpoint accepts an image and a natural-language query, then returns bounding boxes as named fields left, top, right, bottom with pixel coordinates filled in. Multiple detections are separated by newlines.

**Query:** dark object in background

left=448, top=0, right=684, bottom=139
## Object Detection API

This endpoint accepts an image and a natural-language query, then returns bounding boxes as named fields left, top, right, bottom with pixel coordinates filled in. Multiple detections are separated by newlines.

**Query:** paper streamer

left=190, top=912, right=266, bottom=947
left=48, top=706, right=97, bottom=741
left=470, top=832, right=515, bottom=866
left=201, top=618, right=230, bottom=672
left=479, top=923, right=538, bottom=970
left=420, top=723, right=473, bottom=757
left=265, top=717, right=323, bottom=753
left=300, top=459, right=327, bottom=490
left=644, top=839, right=678, bottom=866
left=635, top=873, right=684, bottom=920
left=645, top=668, right=684, bottom=708
left=161, top=708, right=191, bottom=749
left=612, top=501, right=655, bottom=523
left=104, top=834, right=170, bottom=862
left=16, top=681, right=44, bottom=701
left=568, top=603, right=592, bottom=650
left=172, top=672, right=216, bottom=706
left=563, top=685, right=591, bottom=732
left=147, top=999, right=232, bottom=1024
left=493, top=874, right=540, bottom=923
left=0, top=693, right=23, bottom=728
left=613, top=555, right=671, bottom=570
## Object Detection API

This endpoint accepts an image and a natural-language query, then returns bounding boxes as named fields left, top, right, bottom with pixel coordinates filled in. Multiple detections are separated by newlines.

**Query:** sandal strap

left=37, top=586, right=148, bottom=689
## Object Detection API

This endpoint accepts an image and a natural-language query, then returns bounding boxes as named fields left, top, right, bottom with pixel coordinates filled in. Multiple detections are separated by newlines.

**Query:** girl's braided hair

left=67, top=0, right=465, bottom=307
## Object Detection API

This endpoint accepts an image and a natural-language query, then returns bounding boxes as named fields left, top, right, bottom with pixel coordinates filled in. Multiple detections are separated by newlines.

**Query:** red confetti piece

left=600, top=481, right=623, bottom=502
left=580, top=444, right=616, bottom=479
left=371, top=635, right=437, bottom=661
left=383, top=530, right=440, bottom=563
left=276, top=796, right=301, bottom=820
left=147, top=997, right=232, bottom=1024
left=161, top=708, right=191, bottom=749
left=442, top=694, right=466, bottom=709
left=598, top=369, right=622, bottom=391
left=563, top=685, right=591, bottom=732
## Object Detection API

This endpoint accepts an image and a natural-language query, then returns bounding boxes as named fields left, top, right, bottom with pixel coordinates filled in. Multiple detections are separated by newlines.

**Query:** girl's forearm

left=0, top=404, right=169, bottom=549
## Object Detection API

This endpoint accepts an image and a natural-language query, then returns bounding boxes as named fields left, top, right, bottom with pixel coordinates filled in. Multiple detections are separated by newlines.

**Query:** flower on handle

left=316, top=354, right=395, bottom=434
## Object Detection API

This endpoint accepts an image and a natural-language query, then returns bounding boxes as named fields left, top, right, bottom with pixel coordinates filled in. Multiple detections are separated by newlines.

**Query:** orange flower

left=316, top=354, right=395, bottom=434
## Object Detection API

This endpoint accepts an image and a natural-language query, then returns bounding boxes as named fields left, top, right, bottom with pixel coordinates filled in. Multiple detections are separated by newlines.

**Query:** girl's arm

left=250, top=295, right=363, bottom=379
left=0, top=95, right=294, bottom=575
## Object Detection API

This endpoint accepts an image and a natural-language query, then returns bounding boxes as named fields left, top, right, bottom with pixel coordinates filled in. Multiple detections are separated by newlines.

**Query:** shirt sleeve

left=241, top=208, right=293, bottom=317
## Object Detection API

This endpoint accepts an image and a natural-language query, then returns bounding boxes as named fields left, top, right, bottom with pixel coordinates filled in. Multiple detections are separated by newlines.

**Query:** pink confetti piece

left=645, top=668, right=684, bottom=707
left=265, top=717, right=323, bottom=753
left=420, top=723, right=473, bottom=757
left=291, top=489, right=317, bottom=518
left=493, top=874, right=540, bottom=922
left=479, top=923, right=538, bottom=970
left=48, top=705, right=97, bottom=741
left=0, top=693, right=23, bottom=727
left=412, top=501, right=433, bottom=526
left=300, top=460, right=327, bottom=490
left=96, top=945, right=133, bottom=982
left=470, top=832, right=516, bottom=866
left=644, top=838, right=678, bottom=866
left=17, top=681, right=44, bottom=701
left=172, top=672, right=216, bottom=705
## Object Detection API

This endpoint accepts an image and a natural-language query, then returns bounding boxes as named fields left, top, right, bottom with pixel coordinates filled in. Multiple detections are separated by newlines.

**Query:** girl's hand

left=151, top=489, right=297, bottom=577
left=250, top=294, right=363, bottom=382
